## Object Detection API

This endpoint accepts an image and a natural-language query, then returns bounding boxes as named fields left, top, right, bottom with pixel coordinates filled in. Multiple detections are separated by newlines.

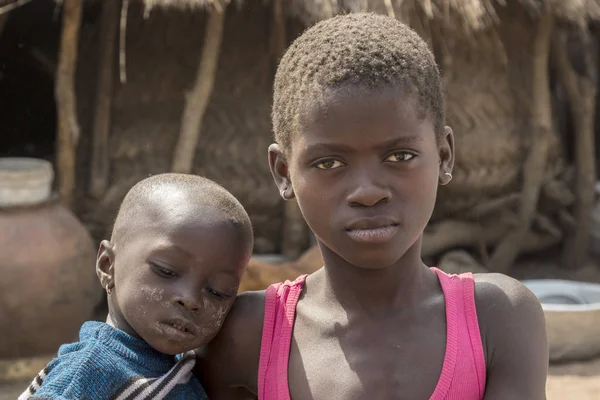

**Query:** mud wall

left=75, top=2, right=299, bottom=253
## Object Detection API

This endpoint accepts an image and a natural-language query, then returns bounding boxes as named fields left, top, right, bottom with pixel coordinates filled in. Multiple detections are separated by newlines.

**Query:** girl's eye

left=151, top=264, right=177, bottom=278
left=385, top=152, right=415, bottom=162
left=314, top=159, right=345, bottom=170
left=207, top=287, right=233, bottom=301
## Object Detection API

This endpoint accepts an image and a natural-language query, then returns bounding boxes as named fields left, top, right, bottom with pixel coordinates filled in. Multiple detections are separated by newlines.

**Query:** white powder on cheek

left=199, top=305, right=228, bottom=338
left=214, top=305, right=227, bottom=321
left=202, top=297, right=216, bottom=311
left=140, top=286, right=165, bottom=303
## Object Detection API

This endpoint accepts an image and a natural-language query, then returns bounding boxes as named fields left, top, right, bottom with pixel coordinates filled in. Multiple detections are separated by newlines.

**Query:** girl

left=196, top=13, right=548, bottom=400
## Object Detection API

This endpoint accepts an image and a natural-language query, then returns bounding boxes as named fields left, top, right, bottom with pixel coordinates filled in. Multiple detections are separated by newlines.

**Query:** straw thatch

left=140, top=1, right=600, bottom=33
left=142, top=0, right=237, bottom=12
left=285, top=1, right=600, bottom=31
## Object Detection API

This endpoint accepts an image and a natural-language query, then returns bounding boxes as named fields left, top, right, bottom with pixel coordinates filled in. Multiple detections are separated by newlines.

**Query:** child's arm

left=475, top=274, right=548, bottom=400
left=19, top=347, right=121, bottom=400
left=195, top=291, right=266, bottom=399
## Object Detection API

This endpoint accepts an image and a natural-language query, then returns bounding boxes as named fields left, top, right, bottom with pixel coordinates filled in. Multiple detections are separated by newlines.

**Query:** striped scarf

left=19, top=351, right=196, bottom=400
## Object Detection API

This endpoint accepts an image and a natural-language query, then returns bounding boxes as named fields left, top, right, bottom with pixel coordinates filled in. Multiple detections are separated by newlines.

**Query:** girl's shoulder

left=472, top=272, right=542, bottom=331
left=473, top=272, right=543, bottom=354
left=195, top=290, right=266, bottom=395
left=472, top=273, right=548, bottom=397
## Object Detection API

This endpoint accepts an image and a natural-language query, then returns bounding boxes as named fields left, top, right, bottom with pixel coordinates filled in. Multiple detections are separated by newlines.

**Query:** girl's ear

left=439, top=126, right=455, bottom=186
left=268, top=143, right=295, bottom=200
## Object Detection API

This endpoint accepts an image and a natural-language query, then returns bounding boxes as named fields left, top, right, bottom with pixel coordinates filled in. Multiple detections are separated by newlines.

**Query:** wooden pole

left=55, top=0, right=83, bottom=208
left=383, top=0, right=396, bottom=19
left=554, top=26, right=598, bottom=269
left=0, top=14, right=9, bottom=38
left=488, top=14, right=554, bottom=273
left=270, top=0, right=286, bottom=63
left=268, top=0, right=309, bottom=258
left=0, top=0, right=34, bottom=16
left=171, top=4, right=225, bottom=174
left=89, top=0, right=120, bottom=198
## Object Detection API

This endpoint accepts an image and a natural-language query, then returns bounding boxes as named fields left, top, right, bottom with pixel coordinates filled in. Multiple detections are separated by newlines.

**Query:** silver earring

left=281, top=189, right=286, bottom=198
left=445, top=172, right=453, bottom=181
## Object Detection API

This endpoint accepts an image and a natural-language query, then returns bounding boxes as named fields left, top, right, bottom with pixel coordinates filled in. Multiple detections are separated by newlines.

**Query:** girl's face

left=270, top=85, right=454, bottom=269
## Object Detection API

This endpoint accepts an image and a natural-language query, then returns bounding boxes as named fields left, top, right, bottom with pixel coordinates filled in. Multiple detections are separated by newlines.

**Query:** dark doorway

left=0, top=1, right=60, bottom=162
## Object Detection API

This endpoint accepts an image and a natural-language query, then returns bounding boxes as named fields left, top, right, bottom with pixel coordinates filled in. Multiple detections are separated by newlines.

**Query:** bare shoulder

left=473, top=273, right=545, bottom=357
left=195, top=290, right=266, bottom=397
left=473, top=272, right=543, bottom=321
left=473, top=273, right=548, bottom=399
left=214, top=289, right=266, bottom=353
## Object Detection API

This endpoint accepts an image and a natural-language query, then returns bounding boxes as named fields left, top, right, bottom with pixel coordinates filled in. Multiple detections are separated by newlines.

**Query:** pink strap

left=461, top=271, right=487, bottom=398
left=430, top=267, right=487, bottom=399
left=258, top=275, right=307, bottom=400
left=258, top=270, right=485, bottom=400
left=257, top=284, right=278, bottom=399
left=429, top=267, right=459, bottom=400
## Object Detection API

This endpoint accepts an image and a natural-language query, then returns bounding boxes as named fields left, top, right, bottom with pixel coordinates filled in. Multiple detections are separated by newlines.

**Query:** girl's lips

left=345, top=225, right=398, bottom=244
left=345, top=216, right=399, bottom=231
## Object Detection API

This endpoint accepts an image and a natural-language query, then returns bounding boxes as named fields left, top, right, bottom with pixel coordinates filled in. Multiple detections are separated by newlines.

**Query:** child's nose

left=174, top=294, right=201, bottom=312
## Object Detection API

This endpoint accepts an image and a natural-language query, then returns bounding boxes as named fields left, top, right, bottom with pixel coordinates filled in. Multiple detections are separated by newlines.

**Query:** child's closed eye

left=206, top=286, right=234, bottom=301
left=150, top=263, right=178, bottom=278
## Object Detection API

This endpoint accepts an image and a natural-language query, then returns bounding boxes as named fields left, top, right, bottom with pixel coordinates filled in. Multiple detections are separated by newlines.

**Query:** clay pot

left=0, top=158, right=101, bottom=359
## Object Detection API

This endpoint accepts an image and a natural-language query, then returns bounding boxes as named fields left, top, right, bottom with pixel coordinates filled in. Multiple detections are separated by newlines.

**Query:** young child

left=196, top=13, right=548, bottom=400
left=20, top=173, right=253, bottom=400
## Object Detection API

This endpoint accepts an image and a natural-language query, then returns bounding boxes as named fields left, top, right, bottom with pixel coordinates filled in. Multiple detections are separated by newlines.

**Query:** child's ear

left=268, top=143, right=294, bottom=200
left=438, top=126, right=455, bottom=186
left=96, top=240, right=116, bottom=293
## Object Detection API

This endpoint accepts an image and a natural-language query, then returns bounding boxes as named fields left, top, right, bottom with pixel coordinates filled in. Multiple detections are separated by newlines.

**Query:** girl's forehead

left=300, top=85, right=420, bottom=125
left=293, top=88, right=431, bottom=148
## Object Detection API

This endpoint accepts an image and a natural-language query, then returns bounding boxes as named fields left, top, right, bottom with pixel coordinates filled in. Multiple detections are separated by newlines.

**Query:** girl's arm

left=194, top=291, right=266, bottom=400
left=475, top=274, right=548, bottom=400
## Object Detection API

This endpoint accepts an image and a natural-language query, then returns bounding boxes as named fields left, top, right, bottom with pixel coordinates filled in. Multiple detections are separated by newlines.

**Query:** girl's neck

left=309, top=241, right=435, bottom=318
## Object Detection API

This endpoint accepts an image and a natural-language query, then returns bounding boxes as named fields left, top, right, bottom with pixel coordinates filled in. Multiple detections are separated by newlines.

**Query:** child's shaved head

left=111, top=173, right=252, bottom=247
left=273, top=13, right=444, bottom=151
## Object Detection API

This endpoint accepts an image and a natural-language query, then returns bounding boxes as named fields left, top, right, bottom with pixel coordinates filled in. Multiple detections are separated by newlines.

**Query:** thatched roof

left=142, top=0, right=232, bottom=12
left=142, top=0, right=600, bottom=31
left=286, top=1, right=600, bottom=31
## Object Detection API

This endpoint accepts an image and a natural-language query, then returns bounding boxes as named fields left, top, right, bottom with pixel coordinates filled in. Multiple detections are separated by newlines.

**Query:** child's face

left=98, top=206, right=251, bottom=355
left=270, top=85, right=453, bottom=268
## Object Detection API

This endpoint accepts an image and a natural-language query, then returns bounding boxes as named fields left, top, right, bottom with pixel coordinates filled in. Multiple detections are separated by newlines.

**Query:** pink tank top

left=257, top=267, right=486, bottom=400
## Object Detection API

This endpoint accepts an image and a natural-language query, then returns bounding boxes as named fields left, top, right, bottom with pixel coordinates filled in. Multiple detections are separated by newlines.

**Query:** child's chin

left=145, top=334, right=202, bottom=355
left=151, top=341, right=198, bottom=355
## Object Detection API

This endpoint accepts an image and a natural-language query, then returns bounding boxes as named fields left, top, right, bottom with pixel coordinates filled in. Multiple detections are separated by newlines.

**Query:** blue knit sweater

left=19, top=321, right=207, bottom=400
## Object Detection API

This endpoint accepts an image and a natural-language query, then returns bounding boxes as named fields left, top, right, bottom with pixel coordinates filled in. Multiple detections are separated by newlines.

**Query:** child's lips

left=158, top=318, right=198, bottom=342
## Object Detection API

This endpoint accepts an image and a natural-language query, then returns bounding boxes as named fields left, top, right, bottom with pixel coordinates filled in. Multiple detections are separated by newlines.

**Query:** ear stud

left=445, top=172, right=452, bottom=181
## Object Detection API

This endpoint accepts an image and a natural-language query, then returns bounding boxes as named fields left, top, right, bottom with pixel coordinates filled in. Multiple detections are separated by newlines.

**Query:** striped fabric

left=19, top=366, right=50, bottom=399
left=19, top=351, right=196, bottom=400
left=17, top=321, right=206, bottom=400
